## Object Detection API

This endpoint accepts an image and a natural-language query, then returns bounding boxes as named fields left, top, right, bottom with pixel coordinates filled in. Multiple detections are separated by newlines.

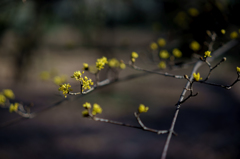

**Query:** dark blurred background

left=1, top=0, right=240, bottom=159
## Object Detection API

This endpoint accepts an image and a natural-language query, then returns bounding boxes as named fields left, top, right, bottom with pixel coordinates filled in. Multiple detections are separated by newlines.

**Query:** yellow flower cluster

left=230, top=31, right=238, bottom=39
left=0, top=93, right=6, bottom=105
left=119, top=61, right=126, bottom=69
left=150, top=42, right=158, bottom=50
left=70, top=70, right=94, bottom=92
left=138, top=104, right=149, bottom=113
left=83, top=102, right=91, bottom=109
left=159, top=50, right=170, bottom=59
left=3, top=89, right=15, bottom=99
left=71, top=71, right=84, bottom=81
left=108, top=58, right=120, bottom=68
left=0, top=89, right=15, bottom=105
left=172, top=48, right=182, bottom=58
left=108, top=58, right=126, bottom=69
left=58, top=83, right=72, bottom=98
left=193, top=72, right=202, bottom=81
left=221, top=29, right=226, bottom=34
left=96, top=56, right=108, bottom=70
left=190, top=41, right=200, bottom=51
left=82, top=76, right=94, bottom=91
left=158, top=61, right=166, bottom=69
left=92, top=103, right=102, bottom=115
left=204, top=51, right=211, bottom=58
left=82, top=102, right=102, bottom=117
left=82, top=110, right=89, bottom=117
left=9, top=103, right=19, bottom=113
left=237, top=67, right=240, bottom=73
left=54, top=75, right=67, bottom=85
left=158, top=38, right=166, bottom=47
left=131, top=52, right=138, bottom=63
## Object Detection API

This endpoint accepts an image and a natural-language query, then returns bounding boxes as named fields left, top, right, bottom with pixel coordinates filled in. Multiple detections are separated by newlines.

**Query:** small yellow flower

left=58, top=83, right=72, bottom=98
left=0, top=93, right=6, bottom=105
left=96, top=56, right=108, bottom=70
left=188, top=8, right=199, bottom=17
left=71, top=71, right=84, bottom=81
left=159, top=50, right=170, bottom=59
left=9, top=103, right=19, bottom=113
left=230, top=31, right=238, bottom=39
left=119, top=61, right=126, bottom=69
left=92, top=103, right=102, bottom=115
left=193, top=72, right=202, bottom=81
left=83, top=102, right=91, bottom=109
left=172, top=48, right=182, bottom=58
left=83, top=63, right=89, bottom=70
left=108, top=58, right=120, bottom=68
left=138, top=104, right=149, bottom=113
left=150, top=42, right=158, bottom=50
left=3, top=89, right=15, bottom=99
left=82, top=110, right=89, bottom=117
left=236, top=67, right=240, bottom=73
left=190, top=41, right=200, bottom=51
left=131, top=58, right=136, bottom=63
left=221, top=29, right=226, bottom=34
left=54, top=75, right=67, bottom=85
left=82, top=76, right=94, bottom=91
left=158, top=61, right=167, bottom=69
left=40, top=71, right=50, bottom=81
left=157, top=38, right=166, bottom=47
left=204, top=51, right=211, bottom=58
left=131, top=52, right=138, bottom=58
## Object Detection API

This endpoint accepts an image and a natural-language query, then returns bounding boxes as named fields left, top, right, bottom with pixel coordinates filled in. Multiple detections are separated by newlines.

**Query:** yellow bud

left=150, top=42, right=158, bottom=50
left=159, top=50, right=169, bottom=59
left=204, top=51, right=211, bottom=58
left=172, top=48, right=182, bottom=58
left=193, top=72, right=202, bottom=81
left=9, top=103, right=19, bottom=113
left=119, top=62, right=126, bottom=69
left=0, top=94, right=6, bottom=105
left=230, top=31, right=238, bottom=39
left=157, top=38, right=166, bottom=47
left=82, top=110, right=89, bottom=117
left=92, top=103, right=102, bottom=115
left=221, top=29, right=226, bottom=34
left=237, top=67, right=240, bottom=73
left=83, top=102, right=91, bottom=109
left=3, top=89, right=15, bottom=99
left=131, top=52, right=139, bottom=58
left=138, top=104, right=149, bottom=113
left=158, top=61, right=166, bottom=69
left=190, top=41, right=200, bottom=51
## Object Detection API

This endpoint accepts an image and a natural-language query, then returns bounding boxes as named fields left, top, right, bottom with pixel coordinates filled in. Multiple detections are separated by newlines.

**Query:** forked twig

left=161, top=39, right=238, bottom=159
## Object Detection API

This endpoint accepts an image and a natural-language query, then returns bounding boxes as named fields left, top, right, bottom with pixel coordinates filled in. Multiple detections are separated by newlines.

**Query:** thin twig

left=161, top=39, right=238, bottom=159
left=199, top=73, right=240, bottom=89
left=203, top=57, right=227, bottom=81
left=127, top=64, right=185, bottom=79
